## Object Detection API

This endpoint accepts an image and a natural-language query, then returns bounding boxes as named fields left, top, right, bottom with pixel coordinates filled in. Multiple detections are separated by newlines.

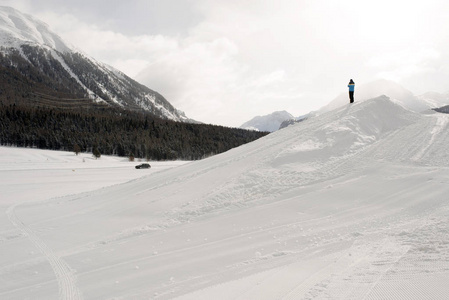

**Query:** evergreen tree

left=0, top=103, right=268, bottom=161
left=93, top=147, right=101, bottom=159
left=74, top=144, right=81, bottom=155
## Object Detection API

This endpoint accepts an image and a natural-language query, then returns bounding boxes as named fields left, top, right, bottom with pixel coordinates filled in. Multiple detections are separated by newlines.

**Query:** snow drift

left=2, top=96, right=449, bottom=299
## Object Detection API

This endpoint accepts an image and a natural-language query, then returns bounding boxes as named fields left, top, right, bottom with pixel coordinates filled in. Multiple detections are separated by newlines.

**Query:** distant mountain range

left=240, top=111, right=294, bottom=132
left=241, top=79, right=449, bottom=132
left=0, top=6, right=192, bottom=122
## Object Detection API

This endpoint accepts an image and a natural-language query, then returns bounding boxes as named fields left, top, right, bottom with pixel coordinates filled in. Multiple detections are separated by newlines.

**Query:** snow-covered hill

left=240, top=110, right=294, bottom=132
left=2, top=96, right=449, bottom=299
left=320, top=79, right=449, bottom=114
left=0, top=6, right=189, bottom=122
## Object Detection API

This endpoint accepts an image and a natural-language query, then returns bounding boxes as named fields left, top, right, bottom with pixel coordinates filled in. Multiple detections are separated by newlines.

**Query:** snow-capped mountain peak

left=240, top=110, right=294, bottom=132
left=0, top=6, right=191, bottom=122
left=0, top=6, right=73, bottom=53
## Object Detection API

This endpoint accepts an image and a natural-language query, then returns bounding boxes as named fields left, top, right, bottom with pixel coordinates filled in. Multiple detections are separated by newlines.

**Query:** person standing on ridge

left=348, top=79, right=355, bottom=103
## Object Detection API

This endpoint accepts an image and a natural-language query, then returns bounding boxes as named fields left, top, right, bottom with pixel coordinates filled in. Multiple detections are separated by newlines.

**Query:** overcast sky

left=2, top=0, right=449, bottom=127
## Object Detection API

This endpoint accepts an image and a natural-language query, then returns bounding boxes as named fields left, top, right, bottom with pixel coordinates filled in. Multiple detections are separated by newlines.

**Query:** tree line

left=0, top=103, right=268, bottom=160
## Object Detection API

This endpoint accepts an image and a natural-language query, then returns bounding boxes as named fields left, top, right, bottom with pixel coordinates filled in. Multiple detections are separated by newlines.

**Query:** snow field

left=1, top=97, right=449, bottom=299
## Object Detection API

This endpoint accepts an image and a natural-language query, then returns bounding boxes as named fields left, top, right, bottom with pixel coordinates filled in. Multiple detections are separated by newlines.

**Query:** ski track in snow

left=172, top=202, right=449, bottom=300
left=411, top=113, right=449, bottom=162
left=367, top=112, right=449, bottom=167
left=166, top=103, right=449, bottom=299
left=6, top=203, right=83, bottom=300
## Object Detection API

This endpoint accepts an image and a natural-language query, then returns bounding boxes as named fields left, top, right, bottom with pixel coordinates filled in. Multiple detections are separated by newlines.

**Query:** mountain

left=278, top=114, right=308, bottom=130
left=319, top=79, right=446, bottom=114
left=4, top=96, right=449, bottom=299
left=0, top=6, right=189, bottom=122
left=240, top=110, right=294, bottom=132
left=418, top=91, right=449, bottom=108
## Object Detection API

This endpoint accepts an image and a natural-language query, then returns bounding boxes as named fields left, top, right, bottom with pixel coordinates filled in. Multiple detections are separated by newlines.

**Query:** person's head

left=349, top=79, right=354, bottom=84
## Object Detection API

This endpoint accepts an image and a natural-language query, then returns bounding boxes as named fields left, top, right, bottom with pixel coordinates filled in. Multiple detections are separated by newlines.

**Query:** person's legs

left=349, top=91, right=354, bottom=103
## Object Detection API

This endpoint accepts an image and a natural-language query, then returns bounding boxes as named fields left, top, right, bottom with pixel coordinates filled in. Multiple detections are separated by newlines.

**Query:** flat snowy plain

left=2, top=96, right=449, bottom=299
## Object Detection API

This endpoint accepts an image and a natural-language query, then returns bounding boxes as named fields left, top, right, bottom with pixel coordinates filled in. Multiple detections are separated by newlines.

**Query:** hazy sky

left=1, top=0, right=449, bottom=126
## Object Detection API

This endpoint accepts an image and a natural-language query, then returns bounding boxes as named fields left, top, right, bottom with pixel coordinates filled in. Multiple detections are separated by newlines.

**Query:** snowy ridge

left=3, top=96, right=449, bottom=299
left=320, top=79, right=449, bottom=114
left=0, top=6, right=74, bottom=53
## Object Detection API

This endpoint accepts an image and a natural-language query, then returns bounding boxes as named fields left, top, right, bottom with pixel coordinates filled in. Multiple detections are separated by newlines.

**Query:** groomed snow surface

left=2, top=96, right=449, bottom=299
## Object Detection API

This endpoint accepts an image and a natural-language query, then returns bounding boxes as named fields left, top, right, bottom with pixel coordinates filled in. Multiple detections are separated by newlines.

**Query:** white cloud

left=135, top=36, right=249, bottom=123
left=366, top=48, right=441, bottom=82
left=367, top=49, right=440, bottom=69
left=0, top=0, right=31, bottom=12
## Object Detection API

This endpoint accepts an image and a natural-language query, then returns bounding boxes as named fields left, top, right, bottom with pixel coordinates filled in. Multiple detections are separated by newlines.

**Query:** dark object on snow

left=433, top=105, right=449, bottom=114
left=135, top=163, right=151, bottom=169
left=348, top=79, right=355, bottom=103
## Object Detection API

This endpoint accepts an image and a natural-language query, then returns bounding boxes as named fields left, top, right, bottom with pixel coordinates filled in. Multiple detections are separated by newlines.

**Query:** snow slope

left=2, top=96, right=449, bottom=299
